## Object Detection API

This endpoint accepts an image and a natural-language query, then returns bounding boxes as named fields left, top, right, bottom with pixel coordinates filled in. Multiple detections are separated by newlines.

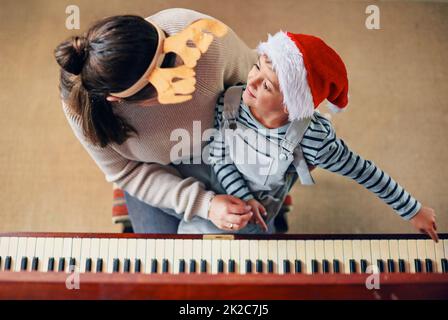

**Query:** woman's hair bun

left=54, top=36, right=89, bottom=75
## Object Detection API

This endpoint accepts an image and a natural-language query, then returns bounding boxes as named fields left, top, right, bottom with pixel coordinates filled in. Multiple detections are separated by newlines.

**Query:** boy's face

left=242, top=55, right=286, bottom=116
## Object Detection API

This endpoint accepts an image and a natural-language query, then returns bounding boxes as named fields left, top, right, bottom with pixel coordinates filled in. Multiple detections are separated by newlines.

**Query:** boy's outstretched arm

left=303, top=113, right=438, bottom=242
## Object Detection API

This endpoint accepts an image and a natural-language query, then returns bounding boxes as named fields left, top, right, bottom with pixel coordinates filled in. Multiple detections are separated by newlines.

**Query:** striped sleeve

left=208, top=99, right=254, bottom=201
left=303, top=113, right=422, bottom=220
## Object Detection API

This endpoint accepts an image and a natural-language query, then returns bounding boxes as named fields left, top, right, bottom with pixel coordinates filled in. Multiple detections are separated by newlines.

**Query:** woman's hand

left=208, top=195, right=253, bottom=231
left=247, top=199, right=268, bottom=232
left=410, top=206, right=439, bottom=242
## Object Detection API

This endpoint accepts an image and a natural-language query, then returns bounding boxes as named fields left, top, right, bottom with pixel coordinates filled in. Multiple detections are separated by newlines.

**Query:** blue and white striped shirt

left=209, top=90, right=422, bottom=221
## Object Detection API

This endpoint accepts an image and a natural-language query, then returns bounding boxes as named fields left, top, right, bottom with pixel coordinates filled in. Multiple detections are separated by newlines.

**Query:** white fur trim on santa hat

left=257, top=31, right=314, bottom=121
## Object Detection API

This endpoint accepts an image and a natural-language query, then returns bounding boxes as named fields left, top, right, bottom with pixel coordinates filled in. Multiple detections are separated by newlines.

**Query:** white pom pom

left=327, top=101, right=345, bottom=113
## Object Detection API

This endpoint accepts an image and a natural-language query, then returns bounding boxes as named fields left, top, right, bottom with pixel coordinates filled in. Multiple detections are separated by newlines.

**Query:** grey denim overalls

left=178, top=85, right=314, bottom=234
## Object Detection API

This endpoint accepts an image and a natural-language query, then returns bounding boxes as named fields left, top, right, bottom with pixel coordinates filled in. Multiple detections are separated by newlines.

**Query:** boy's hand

left=410, top=206, right=439, bottom=242
left=247, top=199, right=268, bottom=232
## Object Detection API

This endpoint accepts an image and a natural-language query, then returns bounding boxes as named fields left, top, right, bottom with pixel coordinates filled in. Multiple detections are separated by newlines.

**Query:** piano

left=0, top=232, right=447, bottom=299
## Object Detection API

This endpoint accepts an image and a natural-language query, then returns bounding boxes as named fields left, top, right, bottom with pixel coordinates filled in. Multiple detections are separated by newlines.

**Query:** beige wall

left=0, top=0, right=447, bottom=234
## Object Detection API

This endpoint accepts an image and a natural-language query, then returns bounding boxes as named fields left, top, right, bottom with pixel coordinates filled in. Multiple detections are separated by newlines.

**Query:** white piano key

left=268, top=240, right=278, bottom=274
left=444, top=240, right=448, bottom=259
left=239, top=240, right=250, bottom=275
left=192, top=240, right=202, bottom=273
left=0, top=237, right=10, bottom=271
left=117, top=239, right=127, bottom=273
left=126, top=239, right=137, bottom=274
left=107, top=238, right=118, bottom=274
left=407, top=240, right=418, bottom=273
left=278, top=240, right=288, bottom=274
left=183, top=239, right=193, bottom=274
left=352, top=240, right=362, bottom=272
left=306, top=240, right=315, bottom=275
left=324, top=240, right=335, bottom=274
left=360, top=240, right=372, bottom=271
left=25, top=238, right=36, bottom=272
left=62, top=238, right=73, bottom=273
left=98, top=238, right=109, bottom=273
left=425, top=240, right=436, bottom=273
left=389, top=240, right=399, bottom=272
left=296, top=240, right=307, bottom=274
left=221, top=240, right=231, bottom=274
left=434, top=240, right=444, bottom=273
left=416, top=240, right=427, bottom=272
left=90, top=238, right=100, bottom=273
left=379, top=240, right=390, bottom=270
left=71, top=238, right=82, bottom=273
left=333, top=240, right=343, bottom=274
left=211, top=240, right=221, bottom=274
left=174, top=239, right=184, bottom=274
left=135, top=239, right=146, bottom=273
left=202, top=239, right=212, bottom=274
left=80, top=238, right=91, bottom=273
left=314, top=240, right=325, bottom=274
left=398, top=240, right=409, bottom=272
left=259, top=240, right=269, bottom=274
left=286, top=240, right=297, bottom=267
left=164, top=239, right=174, bottom=274
left=8, top=237, right=19, bottom=272
left=370, top=240, right=381, bottom=271
left=150, top=239, right=159, bottom=274
left=249, top=240, right=259, bottom=273
left=230, top=240, right=240, bottom=274
left=42, top=238, right=54, bottom=272
left=15, top=237, right=28, bottom=272
left=342, top=240, right=352, bottom=274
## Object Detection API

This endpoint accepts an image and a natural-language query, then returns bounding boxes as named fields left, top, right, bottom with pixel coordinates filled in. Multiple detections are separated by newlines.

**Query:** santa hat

left=257, top=31, right=349, bottom=121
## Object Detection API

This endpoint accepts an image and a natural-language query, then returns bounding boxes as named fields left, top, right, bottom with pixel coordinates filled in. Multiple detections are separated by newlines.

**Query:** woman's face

left=242, top=55, right=285, bottom=115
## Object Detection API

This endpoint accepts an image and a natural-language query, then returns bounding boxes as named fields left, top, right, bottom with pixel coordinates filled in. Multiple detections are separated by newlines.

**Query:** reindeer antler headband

left=111, top=19, right=228, bottom=104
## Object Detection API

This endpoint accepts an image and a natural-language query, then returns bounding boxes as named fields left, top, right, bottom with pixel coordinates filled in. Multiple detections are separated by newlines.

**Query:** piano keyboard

left=1, top=233, right=447, bottom=275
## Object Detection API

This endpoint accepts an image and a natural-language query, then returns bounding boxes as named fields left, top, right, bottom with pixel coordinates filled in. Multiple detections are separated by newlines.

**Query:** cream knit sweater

left=62, top=8, right=257, bottom=221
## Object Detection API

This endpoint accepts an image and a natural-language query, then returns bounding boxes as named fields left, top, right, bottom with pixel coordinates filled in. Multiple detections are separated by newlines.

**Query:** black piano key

left=442, top=259, right=448, bottom=273
left=414, top=259, right=422, bottom=273
left=179, top=259, right=185, bottom=273
left=134, top=259, right=141, bottom=273
left=333, top=259, right=340, bottom=273
left=58, top=258, right=65, bottom=272
left=322, top=259, right=330, bottom=274
left=200, top=259, right=207, bottom=273
left=151, top=259, right=158, bottom=274
left=295, top=259, right=302, bottom=273
left=267, top=260, right=274, bottom=273
left=47, top=257, right=54, bottom=272
left=113, top=259, right=120, bottom=273
left=245, top=259, right=252, bottom=273
left=69, top=258, right=76, bottom=271
left=360, top=259, right=367, bottom=273
left=228, top=259, right=235, bottom=273
left=349, top=259, right=356, bottom=274
left=85, top=258, right=92, bottom=272
left=311, top=259, right=319, bottom=274
left=377, top=259, right=384, bottom=273
left=124, top=259, right=131, bottom=273
left=283, top=260, right=291, bottom=274
left=21, top=257, right=28, bottom=271
left=398, top=259, right=406, bottom=273
left=256, top=260, right=263, bottom=273
left=96, top=258, right=103, bottom=273
left=31, top=257, right=39, bottom=271
left=189, top=259, right=196, bottom=273
left=217, top=259, right=224, bottom=273
left=425, top=259, right=433, bottom=273
left=162, top=259, right=169, bottom=273
left=5, top=256, right=12, bottom=271
left=387, top=259, right=395, bottom=273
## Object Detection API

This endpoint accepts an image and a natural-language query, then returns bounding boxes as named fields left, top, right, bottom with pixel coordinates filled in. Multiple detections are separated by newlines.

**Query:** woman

left=55, top=8, right=258, bottom=233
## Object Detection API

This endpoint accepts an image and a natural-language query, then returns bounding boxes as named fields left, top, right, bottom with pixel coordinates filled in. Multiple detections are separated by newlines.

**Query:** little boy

left=180, top=31, right=438, bottom=241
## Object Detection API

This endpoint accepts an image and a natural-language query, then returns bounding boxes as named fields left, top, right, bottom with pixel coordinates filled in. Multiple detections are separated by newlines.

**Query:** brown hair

left=55, top=15, right=160, bottom=147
